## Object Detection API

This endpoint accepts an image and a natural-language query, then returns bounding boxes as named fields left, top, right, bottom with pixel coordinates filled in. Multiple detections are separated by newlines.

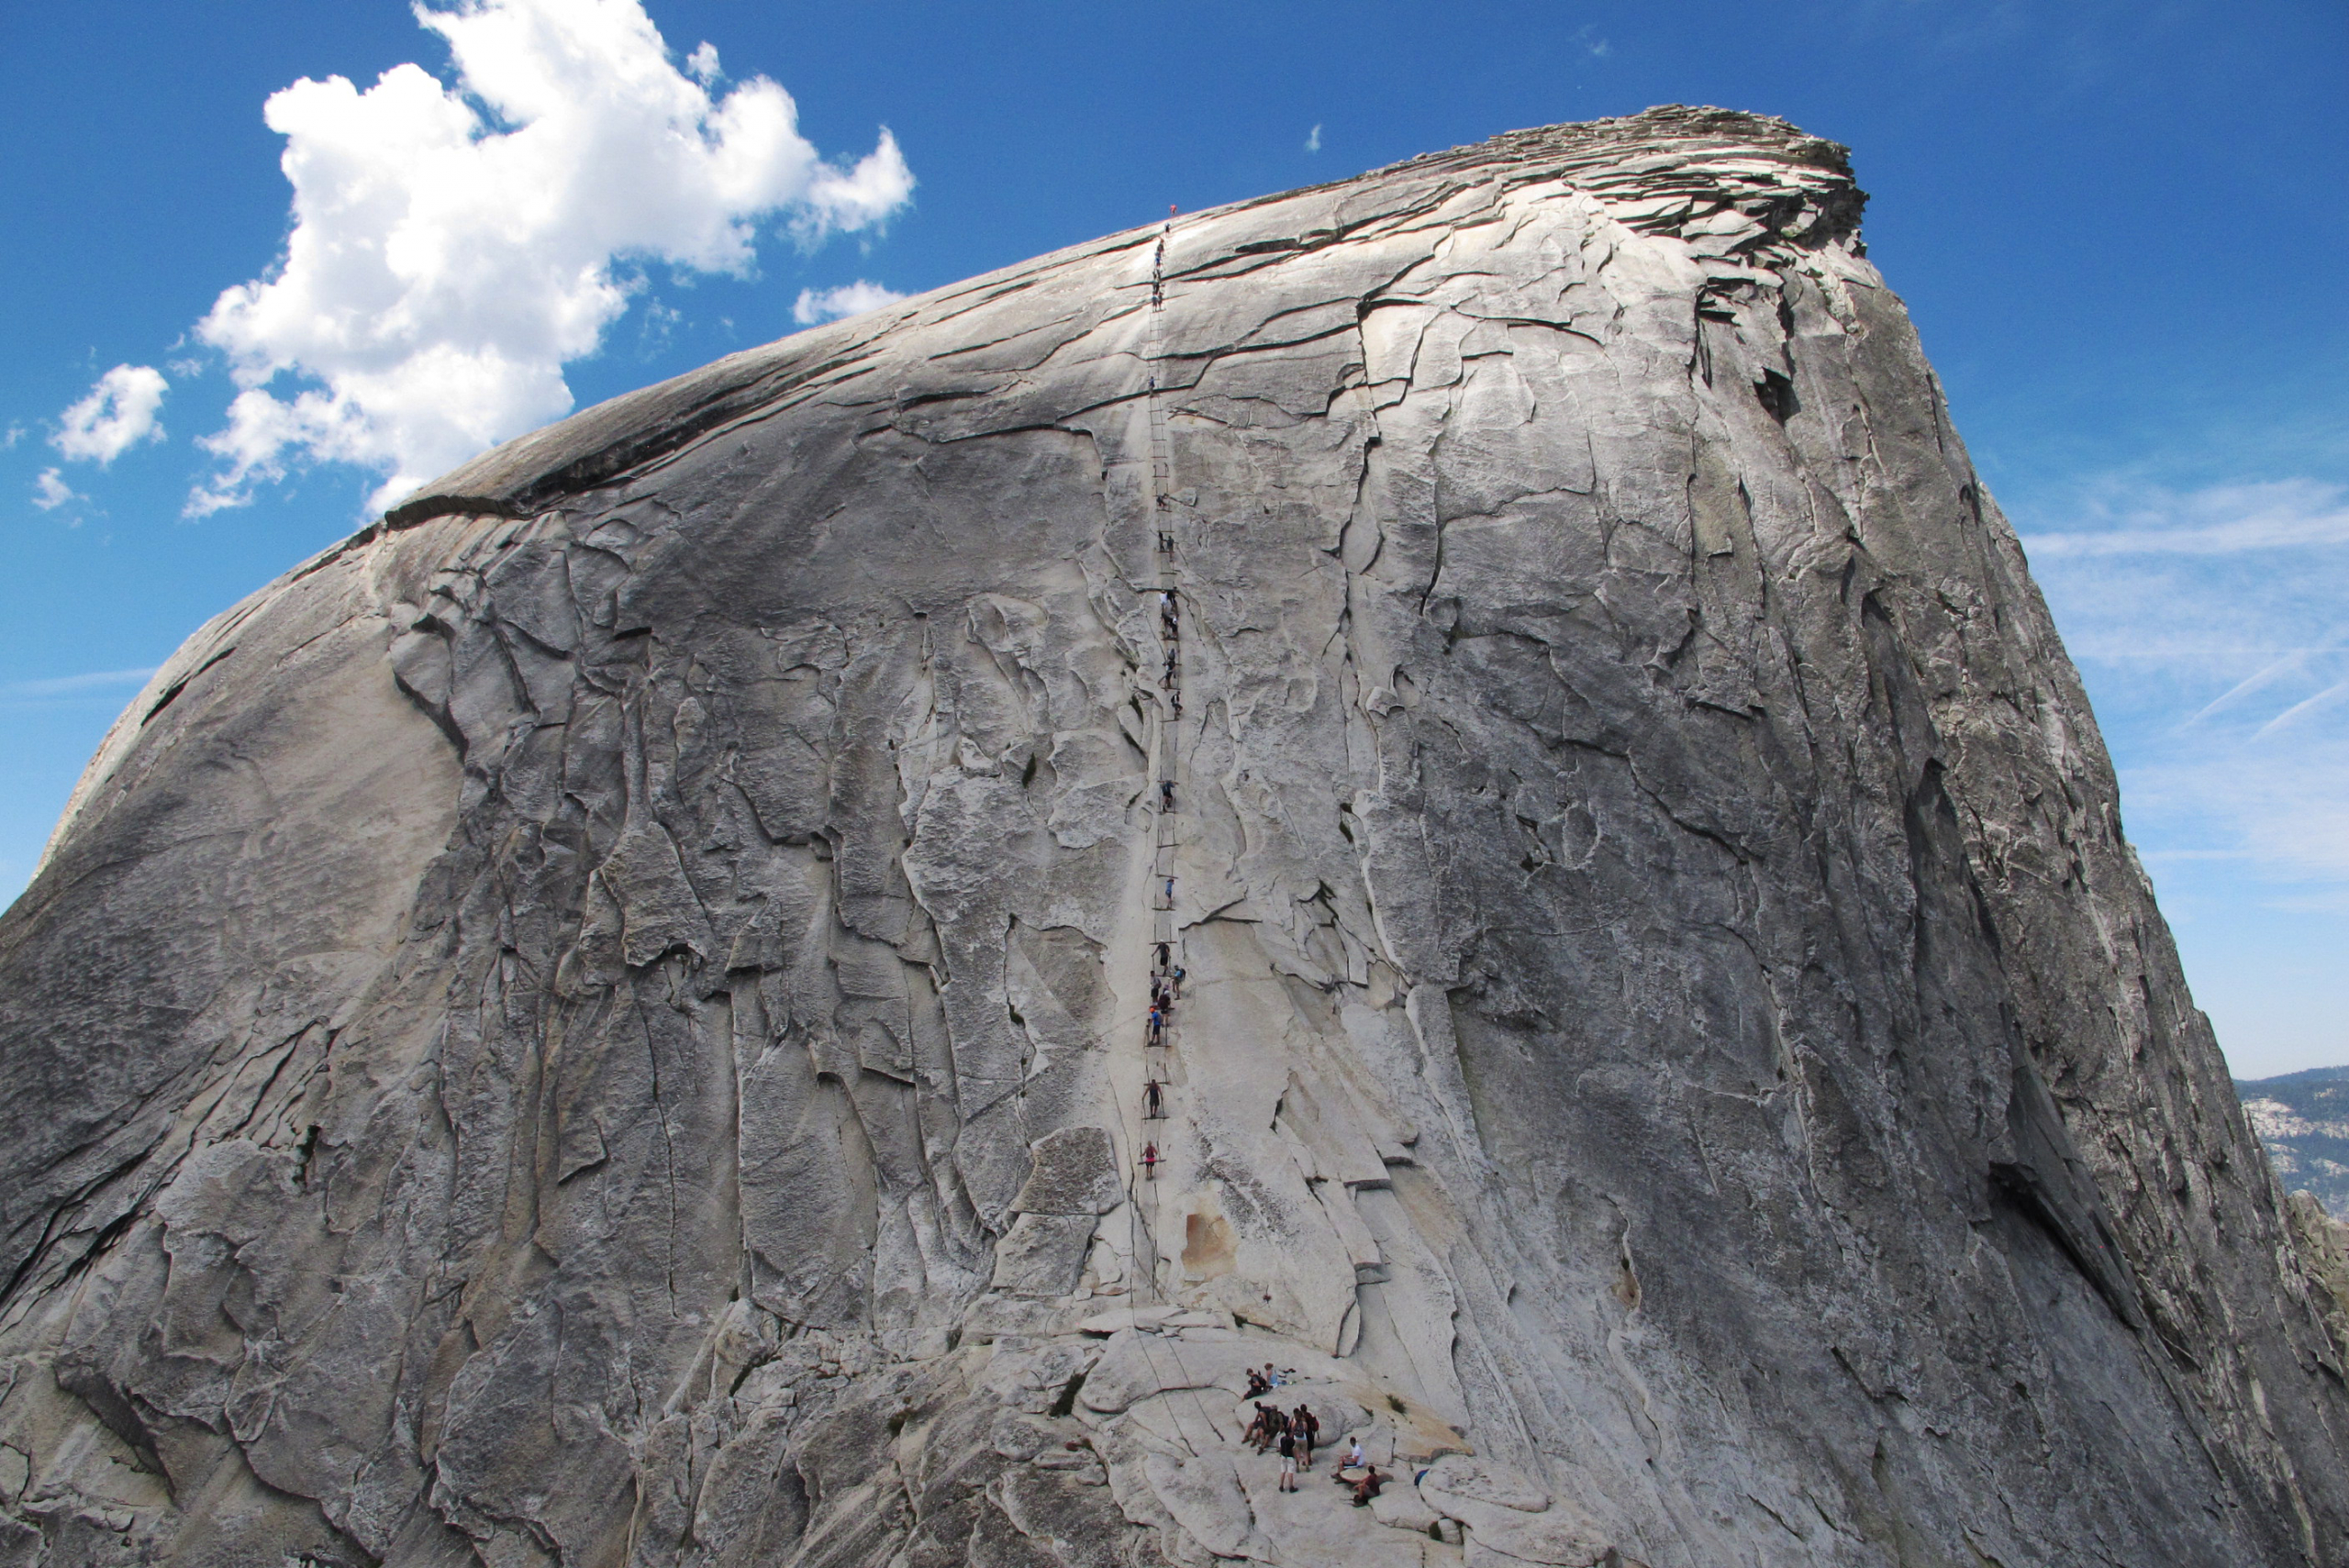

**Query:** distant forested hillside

left=2238, top=1066, right=2349, bottom=1217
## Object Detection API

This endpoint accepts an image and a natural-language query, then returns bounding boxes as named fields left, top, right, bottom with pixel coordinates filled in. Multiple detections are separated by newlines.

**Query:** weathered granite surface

left=6, top=106, right=2349, bottom=1567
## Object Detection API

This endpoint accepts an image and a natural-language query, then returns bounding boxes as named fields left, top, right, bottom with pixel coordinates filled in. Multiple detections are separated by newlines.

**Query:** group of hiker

left=1158, top=592, right=1185, bottom=713
left=1129, top=348, right=1392, bottom=1519
left=1139, top=909, right=1182, bottom=1176
left=1244, top=1393, right=1321, bottom=1492
left=1239, top=1378, right=1386, bottom=1504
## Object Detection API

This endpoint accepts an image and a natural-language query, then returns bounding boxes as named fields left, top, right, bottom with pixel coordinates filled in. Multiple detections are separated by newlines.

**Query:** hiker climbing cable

left=1141, top=1142, right=1159, bottom=1179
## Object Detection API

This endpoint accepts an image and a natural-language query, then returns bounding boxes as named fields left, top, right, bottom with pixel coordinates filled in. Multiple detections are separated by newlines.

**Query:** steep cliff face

left=4, top=106, right=2345, bottom=1568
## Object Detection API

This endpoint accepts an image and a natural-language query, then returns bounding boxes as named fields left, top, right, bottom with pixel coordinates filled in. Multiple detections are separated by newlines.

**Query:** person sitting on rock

left=1344, top=1437, right=1365, bottom=1471
left=1248, top=1404, right=1277, bottom=1451
left=1244, top=1367, right=1270, bottom=1398
left=1351, top=1466, right=1385, bottom=1507
left=1330, top=1456, right=1362, bottom=1487
left=1260, top=1407, right=1289, bottom=1452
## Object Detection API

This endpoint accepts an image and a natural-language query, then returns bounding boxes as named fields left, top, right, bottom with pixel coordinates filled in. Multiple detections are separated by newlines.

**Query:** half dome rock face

left=6, top=106, right=2347, bottom=1568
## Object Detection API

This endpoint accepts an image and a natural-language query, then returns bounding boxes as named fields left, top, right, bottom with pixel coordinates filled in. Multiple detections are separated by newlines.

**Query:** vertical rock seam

left=3, top=106, right=2346, bottom=1568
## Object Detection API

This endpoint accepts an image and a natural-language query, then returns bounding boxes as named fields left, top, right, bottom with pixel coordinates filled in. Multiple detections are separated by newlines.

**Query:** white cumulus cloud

left=792, top=280, right=907, bottom=327
left=190, top=0, right=915, bottom=517
left=52, top=365, right=167, bottom=464
left=31, top=470, right=82, bottom=511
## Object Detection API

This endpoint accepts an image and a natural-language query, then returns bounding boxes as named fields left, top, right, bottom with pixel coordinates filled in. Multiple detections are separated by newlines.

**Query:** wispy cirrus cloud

left=2018, top=474, right=2349, bottom=893
left=2021, top=478, right=2349, bottom=559
left=3, top=668, right=159, bottom=698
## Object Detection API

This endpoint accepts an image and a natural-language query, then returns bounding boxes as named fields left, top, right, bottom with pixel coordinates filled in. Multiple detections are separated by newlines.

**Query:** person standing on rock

left=1293, top=1404, right=1319, bottom=1470
left=1277, top=1429, right=1298, bottom=1492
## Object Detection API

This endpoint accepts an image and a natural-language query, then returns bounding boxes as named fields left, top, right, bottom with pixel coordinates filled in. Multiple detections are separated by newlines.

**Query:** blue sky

left=3, top=0, right=2343, bottom=1075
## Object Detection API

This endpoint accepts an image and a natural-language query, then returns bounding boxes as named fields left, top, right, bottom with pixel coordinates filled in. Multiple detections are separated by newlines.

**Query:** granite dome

left=5, top=106, right=2347, bottom=1568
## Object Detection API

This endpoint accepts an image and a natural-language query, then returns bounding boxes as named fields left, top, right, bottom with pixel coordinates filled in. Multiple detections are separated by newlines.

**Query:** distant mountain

left=2237, top=1066, right=2349, bottom=1216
